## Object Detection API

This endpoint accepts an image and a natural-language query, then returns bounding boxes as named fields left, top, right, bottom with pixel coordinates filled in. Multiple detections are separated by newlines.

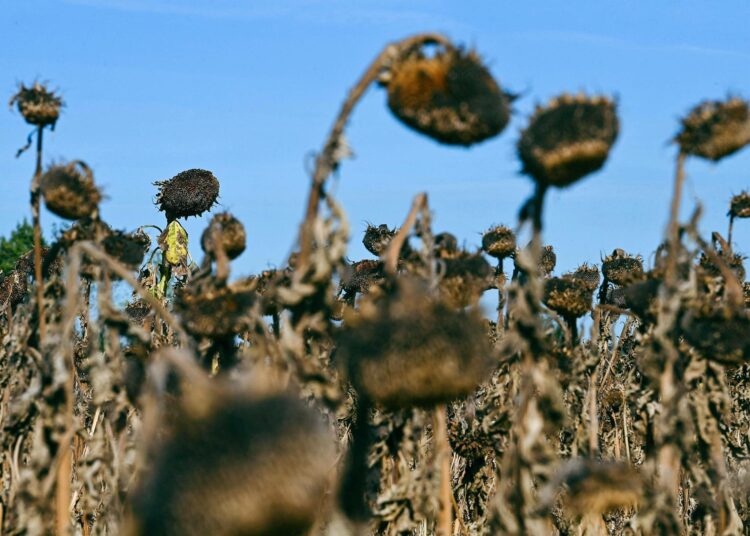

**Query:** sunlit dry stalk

left=384, top=192, right=427, bottom=274
left=665, top=151, right=687, bottom=285
left=496, top=259, right=506, bottom=335
left=388, top=194, right=454, bottom=535
left=434, top=405, right=452, bottom=536
left=31, top=126, right=46, bottom=343
left=599, top=316, right=635, bottom=389
left=55, top=238, right=84, bottom=536
left=588, top=372, right=599, bottom=456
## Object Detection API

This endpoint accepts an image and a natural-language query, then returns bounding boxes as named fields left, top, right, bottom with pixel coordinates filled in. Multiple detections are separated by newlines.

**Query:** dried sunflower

left=103, top=230, right=151, bottom=270
left=676, top=97, right=750, bottom=161
left=175, top=278, right=256, bottom=338
left=39, top=161, right=100, bottom=220
left=514, top=244, right=557, bottom=277
left=129, top=394, right=335, bottom=536
left=155, top=169, right=219, bottom=221
left=518, top=93, right=619, bottom=187
left=602, top=249, right=644, bottom=286
left=540, top=459, right=642, bottom=516
left=729, top=191, right=750, bottom=219
left=570, top=263, right=600, bottom=292
left=481, top=225, right=516, bottom=260
left=339, top=259, right=386, bottom=300
left=681, top=303, right=750, bottom=365
left=0, top=270, right=28, bottom=309
left=386, top=46, right=511, bottom=146
left=338, top=278, right=494, bottom=409
left=698, top=251, right=745, bottom=282
left=9, top=81, right=63, bottom=128
left=543, top=276, right=593, bottom=319
left=439, top=250, right=493, bottom=308
left=201, top=212, right=247, bottom=260
left=362, top=224, right=397, bottom=256
left=434, top=231, right=459, bottom=258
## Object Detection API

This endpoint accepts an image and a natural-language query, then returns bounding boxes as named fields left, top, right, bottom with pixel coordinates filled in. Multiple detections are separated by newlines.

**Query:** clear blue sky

left=2, top=1, right=750, bottom=278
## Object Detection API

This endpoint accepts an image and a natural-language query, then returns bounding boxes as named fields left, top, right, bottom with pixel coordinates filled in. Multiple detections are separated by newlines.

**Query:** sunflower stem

left=665, top=151, right=686, bottom=286
left=31, top=126, right=46, bottom=343
left=435, top=404, right=453, bottom=536
left=496, top=258, right=505, bottom=336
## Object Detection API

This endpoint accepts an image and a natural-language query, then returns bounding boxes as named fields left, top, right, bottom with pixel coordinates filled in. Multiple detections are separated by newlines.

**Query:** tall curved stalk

left=664, top=151, right=686, bottom=286
left=295, top=33, right=452, bottom=272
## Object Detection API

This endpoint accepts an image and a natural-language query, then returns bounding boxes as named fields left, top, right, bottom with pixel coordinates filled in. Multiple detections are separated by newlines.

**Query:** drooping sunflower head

left=39, top=160, right=101, bottom=220
left=385, top=45, right=512, bottom=146
left=676, top=97, right=750, bottom=161
left=518, top=93, right=619, bottom=187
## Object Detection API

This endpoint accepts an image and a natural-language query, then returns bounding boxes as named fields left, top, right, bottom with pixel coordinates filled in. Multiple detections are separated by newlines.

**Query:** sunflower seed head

left=154, top=169, right=220, bottom=221
left=174, top=278, right=256, bottom=338
left=519, top=93, right=619, bottom=187
left=129, top=394, right=335, bottom=536
left=481, top=225, right=516, bottom=259
left=362, top=224, right=397, bottom=256
left=602, top=249, right=644, bottom=286
left=9, top=81, right=63, bottom=128
left=439, top=250, right=493, bottom=308
left=676, top=97, right=750, bottom=161
left=570, top=263, right=600, bottom=292
left=540, top=459, right=642, bottom=516
left=201, top=212, right=247, bottom=261
left=730, top=191, right=750, bottom=219
left=338, top=277, right=494, bottom=408
left=103, top=230, right=151, bottom=270
left=681, top=303, right=750, bottom=365
left=39, top=161, right=101, bottom=220
left=386, top=46, right=511, bottom=146
left=543, top=276, right=593, bottom=319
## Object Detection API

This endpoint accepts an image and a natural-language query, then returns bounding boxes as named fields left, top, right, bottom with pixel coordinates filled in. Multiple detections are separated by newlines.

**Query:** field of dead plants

left=2, top=32, right=750, bottom=535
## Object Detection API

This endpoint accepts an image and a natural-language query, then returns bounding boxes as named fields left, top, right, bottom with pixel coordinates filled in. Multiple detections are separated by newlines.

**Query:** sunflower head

left=518, top=93, right=619, bottom=187
left=155, top=169, right=220, bottom=221
left=481, top=225, right=516, bottom=260
left=338, top=278, right=494, bottom=408
left=676, top=97, right=750, bottom=161
left=39, top=161, right=101, bottom=221
left=128, top=394, right=335, bottom=536
left=201, top=212, right=247, bottom=261
left=730, top=191, right=750, bottom=219
left=9, top=81, right=63, bottom=128
left=175, top=278, right=256, bottom=338
left=543, top=276, right=593, bottom=319
left=602, top=249, right=644, bottom=286
left=386, top=46, right=512, bottom=146
left=103, top=230, right=151, bottom=270
left=570, top=263, right=600, bottom=292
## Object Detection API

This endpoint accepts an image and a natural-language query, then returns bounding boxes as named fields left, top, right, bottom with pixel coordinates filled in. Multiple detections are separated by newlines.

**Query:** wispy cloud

left=63, top=0, right=463, bottom=29
left=508, top=30, right=750, bottom=60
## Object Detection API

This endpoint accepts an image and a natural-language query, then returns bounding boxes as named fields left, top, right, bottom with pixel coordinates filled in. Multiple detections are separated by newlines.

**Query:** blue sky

left=2, top=0, right=750, bottom=279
